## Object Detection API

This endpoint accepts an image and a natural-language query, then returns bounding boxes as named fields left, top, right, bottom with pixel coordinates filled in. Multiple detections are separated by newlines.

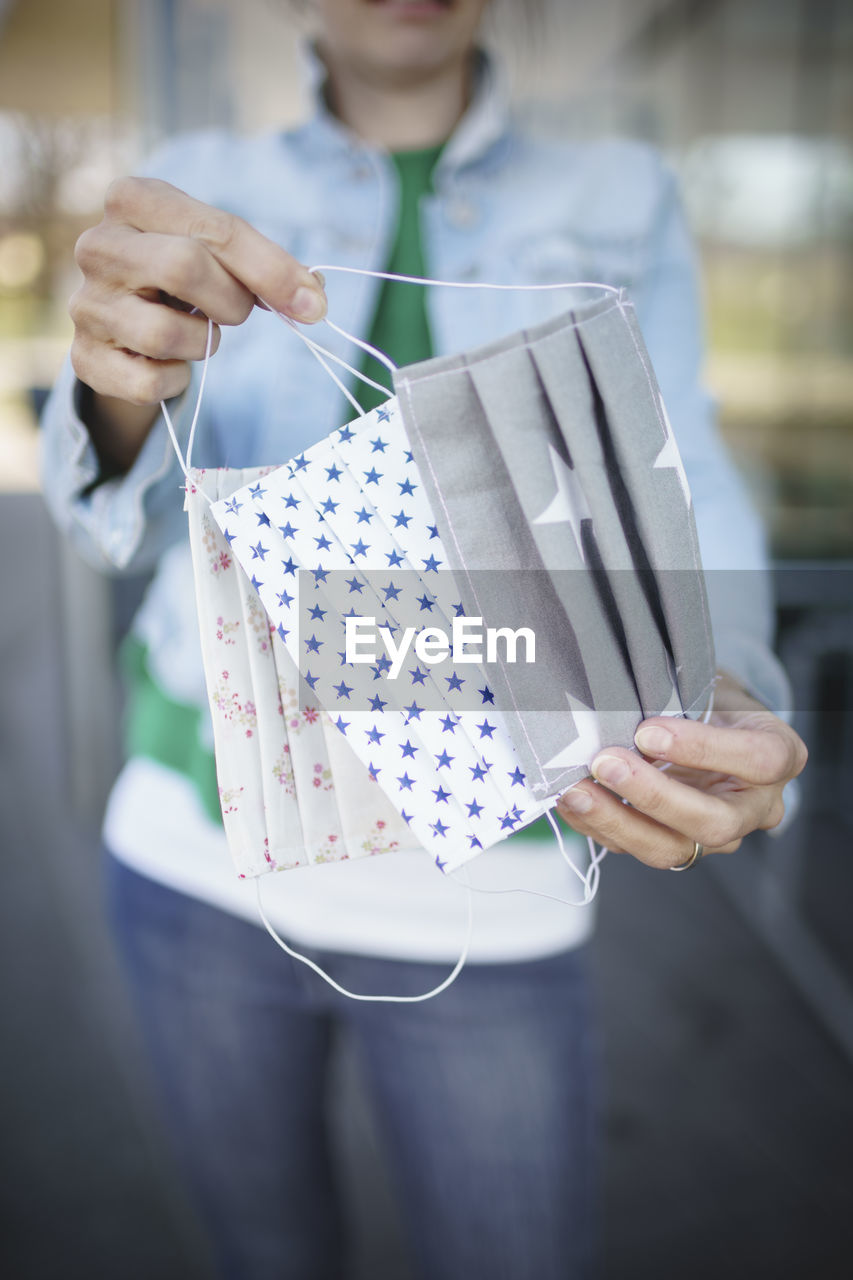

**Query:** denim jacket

left=40, top=50, right=790, bottom=719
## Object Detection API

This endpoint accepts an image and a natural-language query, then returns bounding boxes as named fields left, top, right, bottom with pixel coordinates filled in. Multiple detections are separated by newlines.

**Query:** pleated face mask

left=165, top=271, right=716, bottom=1001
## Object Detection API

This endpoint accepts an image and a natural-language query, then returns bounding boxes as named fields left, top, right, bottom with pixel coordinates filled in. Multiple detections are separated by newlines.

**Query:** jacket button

left=447, top=199, right=479, bottom=228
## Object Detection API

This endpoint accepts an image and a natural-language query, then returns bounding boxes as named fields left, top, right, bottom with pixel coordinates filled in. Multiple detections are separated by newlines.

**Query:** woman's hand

left=556, top=673, right=808, bottom=868
left=69, top=176, right=327, bottom=470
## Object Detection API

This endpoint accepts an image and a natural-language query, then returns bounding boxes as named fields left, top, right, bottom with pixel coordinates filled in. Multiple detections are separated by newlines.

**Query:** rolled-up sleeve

left=40, top=354, right=199, bottom=575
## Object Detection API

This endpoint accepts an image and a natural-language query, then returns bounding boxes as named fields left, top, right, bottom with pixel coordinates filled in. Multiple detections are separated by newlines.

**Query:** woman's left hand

left=555, top=673, right=808, bottom=869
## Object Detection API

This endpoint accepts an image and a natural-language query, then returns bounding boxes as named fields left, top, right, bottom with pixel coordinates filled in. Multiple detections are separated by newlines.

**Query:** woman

left=41, top=1, right=806, bottom=1276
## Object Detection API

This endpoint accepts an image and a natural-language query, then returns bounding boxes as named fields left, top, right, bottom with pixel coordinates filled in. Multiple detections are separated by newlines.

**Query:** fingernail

left=635, top=726, right=674, bottom=756
left=311, top=269, right=326, bottom=289
left=561, top=788, right=593, bottom=815
left=591, top=754, right=629, bottom=786
left=291, top=285, right=326, bottom=323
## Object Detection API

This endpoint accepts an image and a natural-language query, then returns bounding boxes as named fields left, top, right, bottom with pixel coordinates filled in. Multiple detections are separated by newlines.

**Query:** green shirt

left=355, top=144, right=443, bottom=413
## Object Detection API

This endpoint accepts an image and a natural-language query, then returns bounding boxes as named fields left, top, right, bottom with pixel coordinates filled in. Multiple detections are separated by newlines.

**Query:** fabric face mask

left=167, top=273, right=715, bottom=1001
left=182, top=282, right=714, bottom=882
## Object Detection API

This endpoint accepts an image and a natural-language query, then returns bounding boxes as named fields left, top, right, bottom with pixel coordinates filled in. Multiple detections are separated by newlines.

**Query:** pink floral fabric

left=186, top=466, right=414, bottom=879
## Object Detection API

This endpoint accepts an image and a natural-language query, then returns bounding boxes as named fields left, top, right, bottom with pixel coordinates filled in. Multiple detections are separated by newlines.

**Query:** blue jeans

left=106, top=855, right=600, bottom=1280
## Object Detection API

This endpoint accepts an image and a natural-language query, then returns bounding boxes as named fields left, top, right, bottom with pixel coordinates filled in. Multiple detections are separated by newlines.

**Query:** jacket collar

left=293, top=39, right=512, bottom=174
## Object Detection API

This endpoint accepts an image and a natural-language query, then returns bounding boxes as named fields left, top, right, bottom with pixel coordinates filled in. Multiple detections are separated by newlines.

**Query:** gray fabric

left=395, top=291, right=715, bottom=798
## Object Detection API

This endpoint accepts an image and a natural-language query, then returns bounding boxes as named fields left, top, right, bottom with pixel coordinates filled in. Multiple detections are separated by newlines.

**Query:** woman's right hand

left=69, top=176, right=327, bottom=471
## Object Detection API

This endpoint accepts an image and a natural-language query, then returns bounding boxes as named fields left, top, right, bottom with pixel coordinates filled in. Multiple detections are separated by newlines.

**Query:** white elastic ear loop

left=261, top=300, right=396, bottom=419
left=322, top=315, right=398, bottom=376
left=160, top=314, right=215, bottom=500
left=308, top=264, right=621, bottom=300
left=163, top=271, right=619, bottom=475
left=285, top=266, right=618, bottom=410
left=282, top=319, right=396, bottom=387
left=546, top=807, right=607, bottom=904
left=284, top=321, right=366, bottom=418
left=273, top=314, right=392, bottom=417
left=260, top=295, right=398, bottom=383
left=445, top=806, right=605, bottom=909
left=255, top=873, right=474, bottom=1003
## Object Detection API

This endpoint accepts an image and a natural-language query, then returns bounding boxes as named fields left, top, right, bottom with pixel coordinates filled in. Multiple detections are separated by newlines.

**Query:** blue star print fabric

left=210, top=398, right=550, bottom=872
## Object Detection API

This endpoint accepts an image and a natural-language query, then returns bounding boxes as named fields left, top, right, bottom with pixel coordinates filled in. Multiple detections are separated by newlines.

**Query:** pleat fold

left=575, top=298, right=716, bottom=715
left=186, top=469, right=277, bottom=876
left=396, top=291, right=715, bottom=797
left=465, top=339, right=643, bottom=787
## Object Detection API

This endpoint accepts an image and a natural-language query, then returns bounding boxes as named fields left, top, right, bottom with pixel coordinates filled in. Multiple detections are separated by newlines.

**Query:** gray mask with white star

left=394, top=291, right=716, bottom=798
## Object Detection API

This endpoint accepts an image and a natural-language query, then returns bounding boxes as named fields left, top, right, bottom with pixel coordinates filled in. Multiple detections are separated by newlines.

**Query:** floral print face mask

left=186, top=464, right=416, bottom=880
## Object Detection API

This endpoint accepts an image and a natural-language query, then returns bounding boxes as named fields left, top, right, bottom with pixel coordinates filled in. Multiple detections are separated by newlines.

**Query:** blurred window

left=1, top=0, right=850, bottom=557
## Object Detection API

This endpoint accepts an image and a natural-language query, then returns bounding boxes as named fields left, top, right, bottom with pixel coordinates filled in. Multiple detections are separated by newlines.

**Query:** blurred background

left=1, top=1, right=852, bottom=1277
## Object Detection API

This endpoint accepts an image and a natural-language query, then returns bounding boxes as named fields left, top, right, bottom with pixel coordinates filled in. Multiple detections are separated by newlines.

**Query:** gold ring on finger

left=670, top=840, right=704, bottom=871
